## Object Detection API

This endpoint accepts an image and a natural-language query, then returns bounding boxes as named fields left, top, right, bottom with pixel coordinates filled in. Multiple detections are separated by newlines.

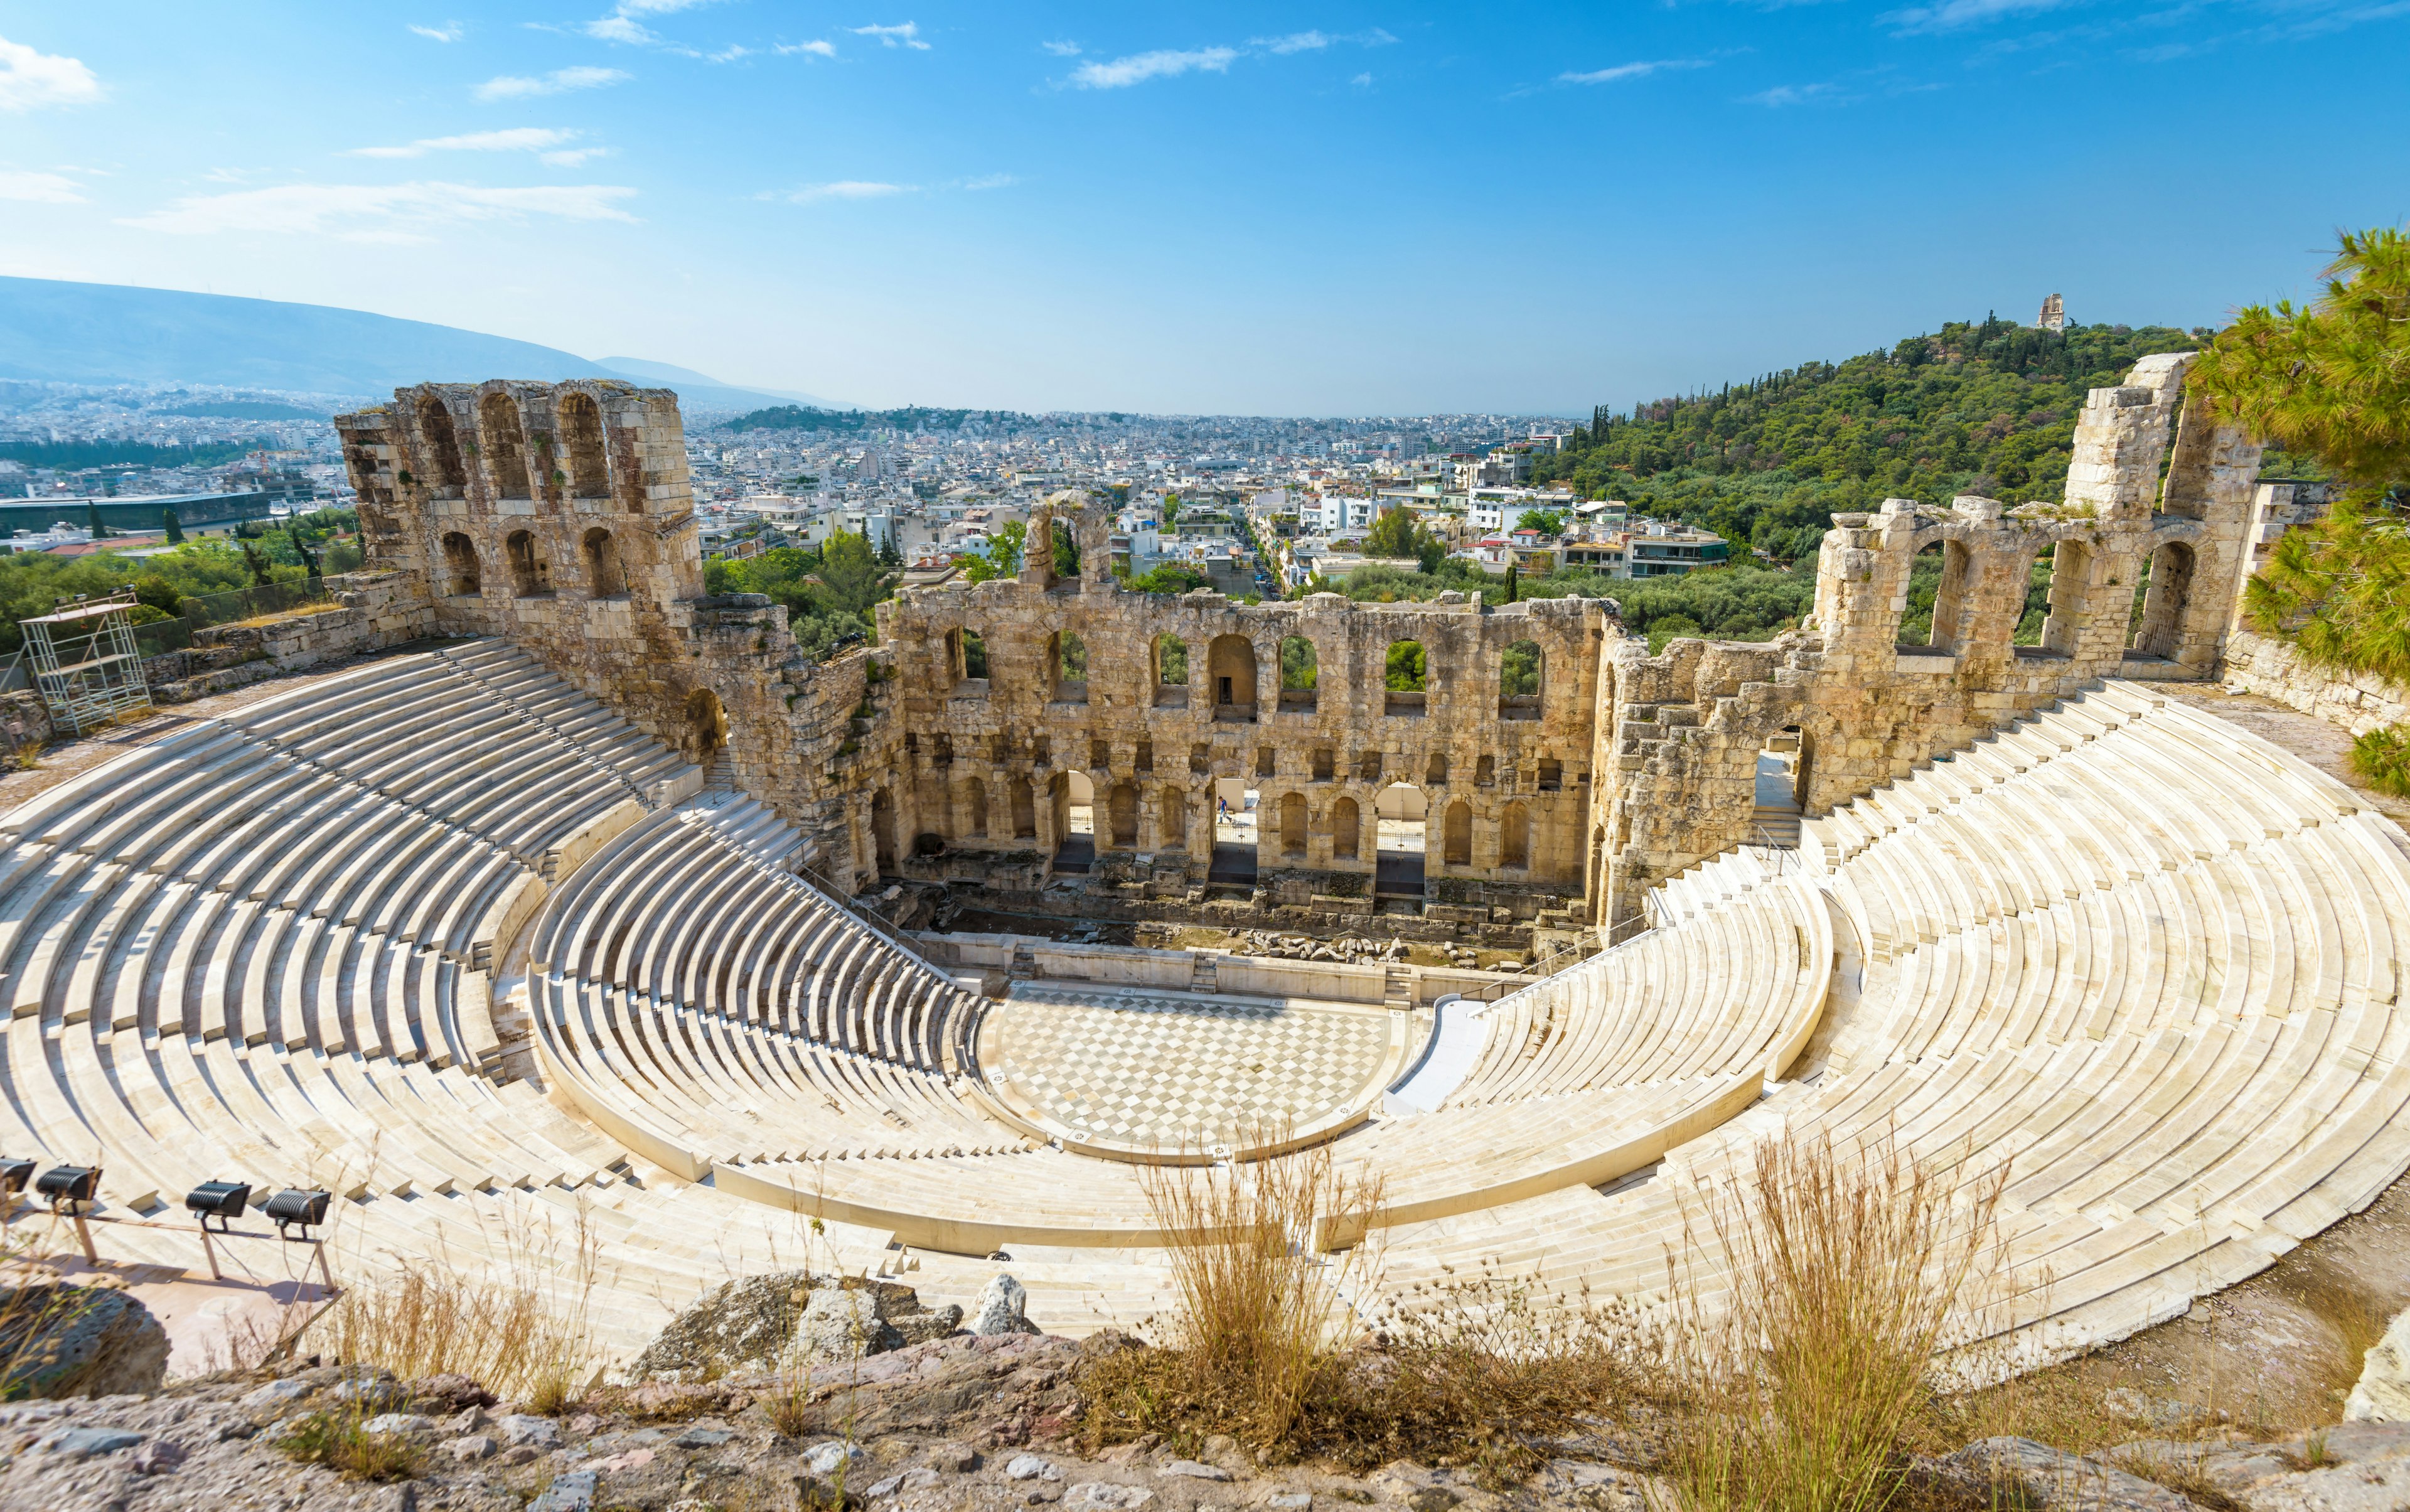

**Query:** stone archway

left=685, top=685, right=727, bottom=762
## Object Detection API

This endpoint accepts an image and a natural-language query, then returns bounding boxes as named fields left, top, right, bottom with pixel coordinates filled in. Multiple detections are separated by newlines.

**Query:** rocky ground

left=7, top=1265, right=2410, bottom=1512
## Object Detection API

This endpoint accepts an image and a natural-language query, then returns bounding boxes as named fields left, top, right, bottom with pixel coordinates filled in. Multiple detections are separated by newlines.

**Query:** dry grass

left=313, top=1205, right=601, bottom=1407
left=277, top=1405, right=422, bottom=1481
left=1658, top=1130, right=2006, bottom=1512
left=1079, top=1140, right=1645, bottom=1483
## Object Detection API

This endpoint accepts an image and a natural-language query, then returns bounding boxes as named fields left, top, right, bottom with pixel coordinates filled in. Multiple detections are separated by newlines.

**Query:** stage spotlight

left=185, top=1181, right=251, bottom=1233
left=35, top=1166, right=99, bottom=1211
left=265, top=1188, right=329, bottom=1238
left=0, top=1158, right=32, bottom=1196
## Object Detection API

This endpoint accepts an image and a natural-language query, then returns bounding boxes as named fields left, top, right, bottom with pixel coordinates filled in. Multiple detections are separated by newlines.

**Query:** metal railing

left=788, top=855, right=953, bottom=979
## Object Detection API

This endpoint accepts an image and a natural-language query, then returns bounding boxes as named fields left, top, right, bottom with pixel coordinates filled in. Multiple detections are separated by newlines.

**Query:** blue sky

left=0, top=2, right=2402, bottom=414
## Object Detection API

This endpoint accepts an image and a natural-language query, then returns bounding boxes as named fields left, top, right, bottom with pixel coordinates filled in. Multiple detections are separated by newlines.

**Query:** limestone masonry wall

left=1589, top=351, right=2268, bottom=926
left=324, top=356, right=2273, bottom=937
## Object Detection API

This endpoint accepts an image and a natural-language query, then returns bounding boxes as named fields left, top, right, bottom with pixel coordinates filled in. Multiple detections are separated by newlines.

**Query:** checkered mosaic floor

left=992, top=984, right=1393, bottom=1152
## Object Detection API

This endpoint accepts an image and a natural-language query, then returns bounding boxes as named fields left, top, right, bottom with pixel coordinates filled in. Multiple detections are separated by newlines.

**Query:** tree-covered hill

left=1533, top=316, right=2214, bottom=560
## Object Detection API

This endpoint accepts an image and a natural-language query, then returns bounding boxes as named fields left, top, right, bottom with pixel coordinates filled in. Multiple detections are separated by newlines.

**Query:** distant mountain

left=591, top=357, right=846, bottom=412
left=0, top=276, right=837, bottom=412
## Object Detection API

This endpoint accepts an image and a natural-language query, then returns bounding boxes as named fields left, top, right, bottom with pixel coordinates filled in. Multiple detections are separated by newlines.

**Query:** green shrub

left=2350, top=726, right=2410, bottom=798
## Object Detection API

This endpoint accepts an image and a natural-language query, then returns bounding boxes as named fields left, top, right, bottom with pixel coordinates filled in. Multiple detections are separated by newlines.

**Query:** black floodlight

left=265, top=1188, right=329, bottom=1238
left=0, top=1157, right=32, bottom=1195
left=36, top=1165, right=100, bottom=1210
left=185, top=1181, right=250, bottom=1233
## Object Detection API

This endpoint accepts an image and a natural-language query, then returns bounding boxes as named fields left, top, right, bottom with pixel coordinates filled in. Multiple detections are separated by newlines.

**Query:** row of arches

left=1897, top=536, right=2204, bottom=662
left=440, top=527, right=628, bottom=601
left=870, top=771, right=1541, bottom=874
left=413, top=390, right=616, bottom=506
left=948, top=626, right=1548, bottom=719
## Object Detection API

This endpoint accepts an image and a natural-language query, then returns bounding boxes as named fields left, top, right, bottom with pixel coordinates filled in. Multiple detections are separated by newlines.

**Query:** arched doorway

left=1107, top=782, right=1138, bottom=849
left=1052, top=770, right=1095, bottom=874
left=871, top=788, right=897, bottom=874
left=2131, top=540, right=2196, bottom=660
left=1208, top=634, right=1258, bottom=721
left=1442, top=799, right=1472, bottom=867
left=1209, top=775, right=1256, bottom=887
left=1280, top=791, right=1309, bottom=857
left=1374, top=781, right=1427, bottom=898
left=684, top=685, right=727, bottom=762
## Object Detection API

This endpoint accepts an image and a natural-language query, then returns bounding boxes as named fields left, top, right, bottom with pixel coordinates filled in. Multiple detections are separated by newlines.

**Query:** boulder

left=2348, top=1304, right=2410, bottom=1422
left=630, top=1272, right=965, bottom=1380
left=973, top=1273, right=1040, bottom=1337
left=0, top=1284, right=169, bottom=1399
left=1937, top=1437, right=2197, bottom=1511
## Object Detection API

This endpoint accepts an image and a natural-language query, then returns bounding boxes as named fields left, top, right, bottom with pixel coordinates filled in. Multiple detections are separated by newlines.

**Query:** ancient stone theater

left=4, top=355, right=2406, bottom=1378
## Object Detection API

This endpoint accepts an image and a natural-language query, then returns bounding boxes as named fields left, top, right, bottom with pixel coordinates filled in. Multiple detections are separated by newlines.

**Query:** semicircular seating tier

left=9, top=642, right=2409, bottom=1368
left=0, top=642, right=1127, bottom=1354
left=1371, top=681, right=2410, bottom=1371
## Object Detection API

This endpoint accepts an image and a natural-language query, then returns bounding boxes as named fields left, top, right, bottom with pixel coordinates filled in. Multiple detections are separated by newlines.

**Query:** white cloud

left=770, top=180, right=918, bottom=203
left=475, top=65, right=629, bottom=100
left=1352, top=71, right=1373, bottom=85
left=777, top=39, right=837, bottom=56
left=1747, top=80, right=1841, bottom=104
left=541, top=147, right=609, bottom=166
left=707, top=44, right=751, bottom=61
left=961, top=173, right=1018, bottom=190
left=585, top=16, right=658, bottom=43
left=850, top=21, right=931, bottom=48
left=1558, top=57, right=1713, bottom=83
left=0, top=34, right=103, bottom=113
left=1041, top=40, right=1081, bottom=56
left=1071, top=46, right=1238, bottom=88
left=121, top=180, right=639, bottom=242
left=352, top=127, right=580, bottom=159
left=1883, top=0, right=2070, bottom=31
left=1259, top=30, right=1332, bottom=53
left=0, top=169, right=85, bottom=203
left=409, top=22, right=463, bottom=42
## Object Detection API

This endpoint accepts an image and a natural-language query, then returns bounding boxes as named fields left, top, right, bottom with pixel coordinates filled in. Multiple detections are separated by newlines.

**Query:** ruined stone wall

left=874, top=492, right=1608, bottom=914
left=337, top=382, right=881, bottom=874
left=1590, top=351, right=2267, bottom=926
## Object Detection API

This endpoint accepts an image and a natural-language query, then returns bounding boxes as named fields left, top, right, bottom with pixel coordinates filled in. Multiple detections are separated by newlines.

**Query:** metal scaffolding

left=23, top=591, right=153, bottom=736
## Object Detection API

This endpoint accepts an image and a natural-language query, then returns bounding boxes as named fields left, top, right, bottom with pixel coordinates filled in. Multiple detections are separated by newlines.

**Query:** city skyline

left=1, top=1, right=2402, bottom=416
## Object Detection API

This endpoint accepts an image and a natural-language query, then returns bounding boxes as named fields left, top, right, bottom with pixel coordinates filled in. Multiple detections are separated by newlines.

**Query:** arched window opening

left=1358, top=749, right=1383, bottom=783
left=479, top=393, right=532, bottom=500
left=685, top=686, right=727, bottom=761
left=960, top=778, right=989, bottom=839
left=1278, top=636, right=1318, bottom=712
left=1425, top=751, right=1449, bottom=786
left=1374, top=782, right=1427, bottom=897
left=582, top=527, right=627, bottom=598
left=2042, top=539, right=2093, bottom=657
left=1153, top=634, right=1189, bottom=707
left=1280, top=792, right=1308, bottom=857
left=1135, top=739, right=1154, bottom=774
left=1158, top=786, right=1188, bottom=852
left=1332, top=795, right=1361, bottom=861
left=1049, top=518, right=1081, bottom=581
left=559, top=391, right=611, bottom=500
left=1010, top=777, right=1037, bottom=839
left=1051, top=631, right=1089, bottom=703
left=1499, top=639, right=1543, bottom=720
left=1900, top=540, right=1971, bottom=654
left=2012, top=549, right=2052, bottom=646
left=439, top=532, right=481, bottom=598
left=1108, top=782, right=1138, bottom=849
left=951, top=628, right=988, bottom=692
left=1208, top=634, right=1258, bottom=721
left=1442, top=799, right=1472, bottom=867
left=1475, top=753, right=1496, bottom=786
left=505, top=529, right=552, bottom=597
left=2131, top=540, right=2196, bottom=660
left=1311, top=748, right=1334, bottom=782
left=1501, top=802, right=1530, bottom=869
left=1384, top=639, right=1427, bottom=716
left=417, top=396, right=466, bottom=493
left=871, top=789, right=897, bottom=872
